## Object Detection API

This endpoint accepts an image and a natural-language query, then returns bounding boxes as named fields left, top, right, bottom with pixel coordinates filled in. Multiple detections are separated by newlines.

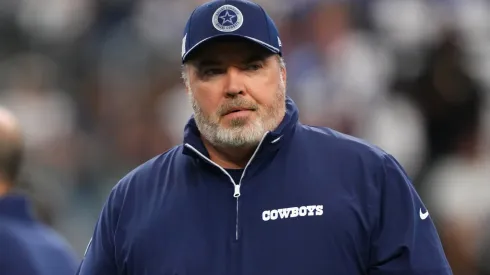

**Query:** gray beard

left=189, top=82, right=286, bottom=148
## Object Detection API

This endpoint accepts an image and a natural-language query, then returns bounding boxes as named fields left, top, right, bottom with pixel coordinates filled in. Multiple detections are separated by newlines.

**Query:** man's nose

left=224, top=67, right=245, bottom=97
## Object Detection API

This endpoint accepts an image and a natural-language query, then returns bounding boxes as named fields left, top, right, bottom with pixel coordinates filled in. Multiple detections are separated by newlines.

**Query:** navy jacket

left=78, top=98, right=452, bottom=275
left=0, top=194, right=78, bottom=275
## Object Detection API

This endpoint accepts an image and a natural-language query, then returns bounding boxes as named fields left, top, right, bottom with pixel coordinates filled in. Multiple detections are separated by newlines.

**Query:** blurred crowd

left=1, top=0, right=490, bottom=274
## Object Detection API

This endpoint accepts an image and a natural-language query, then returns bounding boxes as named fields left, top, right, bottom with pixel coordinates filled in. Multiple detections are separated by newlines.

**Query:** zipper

left=184, top=133, right=269, bottom=241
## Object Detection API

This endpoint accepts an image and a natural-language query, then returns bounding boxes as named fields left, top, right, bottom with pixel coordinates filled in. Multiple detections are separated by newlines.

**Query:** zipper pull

left=233, top=185, right=241, bottom=198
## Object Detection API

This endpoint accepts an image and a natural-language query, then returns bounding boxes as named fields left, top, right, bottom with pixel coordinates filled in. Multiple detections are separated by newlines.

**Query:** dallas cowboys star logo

left=219, top=11, right=236, bottom=25
left=212, top=4, right=244, bottom=32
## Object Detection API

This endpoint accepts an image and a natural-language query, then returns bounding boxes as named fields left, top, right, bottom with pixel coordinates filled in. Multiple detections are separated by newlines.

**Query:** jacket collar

left=0, top=193, right=35, bottom=221
left=182, top=96, right=299, bottom=160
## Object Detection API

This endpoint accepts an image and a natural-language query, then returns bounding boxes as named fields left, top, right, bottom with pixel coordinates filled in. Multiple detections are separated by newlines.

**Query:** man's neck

left=202, top=139, right=256, bottom=169
left=0, top=180, right=10, bottom=197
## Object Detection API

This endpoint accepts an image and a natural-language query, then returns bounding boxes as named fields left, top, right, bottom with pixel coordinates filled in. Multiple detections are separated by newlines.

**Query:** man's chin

left=218, top=118, right=252, bottom=129
left=215, top=138, right=261, bottom=149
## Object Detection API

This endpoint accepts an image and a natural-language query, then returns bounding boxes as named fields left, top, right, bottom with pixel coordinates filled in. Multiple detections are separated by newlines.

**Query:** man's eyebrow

left=243, top=54, right=268, bottom=63
left=195, top=60, right=222, bottom=67
left=193, top=53, right=269, bottom=67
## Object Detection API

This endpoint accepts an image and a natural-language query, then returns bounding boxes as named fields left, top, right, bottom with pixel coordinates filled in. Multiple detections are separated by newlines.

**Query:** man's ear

left=184, top=79, right=191, bottom=94
left=281, top=66, right=287, bottom=86
left=182, top=65, right=191, bottom=93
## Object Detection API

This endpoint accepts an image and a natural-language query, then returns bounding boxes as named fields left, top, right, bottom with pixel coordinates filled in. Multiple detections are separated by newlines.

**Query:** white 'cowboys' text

left=262, top=205, right=323, bottom=221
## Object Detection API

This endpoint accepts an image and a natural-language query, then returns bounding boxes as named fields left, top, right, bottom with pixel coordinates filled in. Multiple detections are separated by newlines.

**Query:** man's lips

left=223, top=107, right=254, bottom=116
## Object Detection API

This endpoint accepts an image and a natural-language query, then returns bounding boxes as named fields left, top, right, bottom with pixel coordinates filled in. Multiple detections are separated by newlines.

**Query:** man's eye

left=246, top=63, right=262, bottom=71
left=203, top=69, right=222, bottom=76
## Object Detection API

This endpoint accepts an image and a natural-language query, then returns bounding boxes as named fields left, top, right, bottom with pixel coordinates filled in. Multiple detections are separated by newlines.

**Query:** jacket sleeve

left=368, top=154, right=453, bottom=275
left=77, top=185, right=122, bottom=275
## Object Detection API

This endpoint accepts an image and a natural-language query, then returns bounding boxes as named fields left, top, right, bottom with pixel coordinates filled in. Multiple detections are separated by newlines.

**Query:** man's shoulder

left=0, top=222, right=16, bottom=243
left=297, top=124, right=388, bottom=164
left=0, top=224, right=30, bottom=265
left=129, top=144, right=186, bottom=175
left=112, top=144, right=187, bottom=192
left=0, top=220, right=78, bottom=270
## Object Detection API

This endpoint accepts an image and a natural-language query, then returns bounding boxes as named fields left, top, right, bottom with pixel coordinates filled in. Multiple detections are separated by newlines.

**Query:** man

left=78, top=0, right=452, bottom=274
left=0, top=106, right=79, bottom=275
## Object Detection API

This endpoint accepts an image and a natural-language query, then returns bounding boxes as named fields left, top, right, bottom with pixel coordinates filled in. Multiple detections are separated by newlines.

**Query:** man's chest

left=117, top=178, right=371, bottom=275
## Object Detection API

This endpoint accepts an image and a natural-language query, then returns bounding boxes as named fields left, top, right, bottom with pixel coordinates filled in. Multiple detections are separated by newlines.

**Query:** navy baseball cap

left=181, top=0, right=282, bottom=63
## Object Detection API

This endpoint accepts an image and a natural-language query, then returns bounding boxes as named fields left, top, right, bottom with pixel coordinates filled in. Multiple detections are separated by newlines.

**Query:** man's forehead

left=194, top=54, right=270, bottom=68
left=188, top=38, right=272, bottom=64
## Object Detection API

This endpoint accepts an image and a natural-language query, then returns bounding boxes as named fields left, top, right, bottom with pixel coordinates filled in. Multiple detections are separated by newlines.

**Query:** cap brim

left=182, top=33, right=280, bottom=63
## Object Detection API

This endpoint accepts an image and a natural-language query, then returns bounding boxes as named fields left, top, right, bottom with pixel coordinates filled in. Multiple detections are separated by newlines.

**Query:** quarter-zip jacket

left=77, top=97, right=452, bottom=275
left=0, top=194, right=79, bottom=275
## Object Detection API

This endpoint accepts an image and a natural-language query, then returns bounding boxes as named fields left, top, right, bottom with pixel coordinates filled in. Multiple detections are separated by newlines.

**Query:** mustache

left=218, top=99, right=258, bottom=116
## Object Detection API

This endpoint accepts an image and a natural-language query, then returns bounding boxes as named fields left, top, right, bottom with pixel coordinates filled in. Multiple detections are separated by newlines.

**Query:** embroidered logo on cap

left=212, top=5, right=244, bottom=33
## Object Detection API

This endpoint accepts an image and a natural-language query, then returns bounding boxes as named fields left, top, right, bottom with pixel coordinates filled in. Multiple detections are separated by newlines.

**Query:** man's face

left=185, top=38, right=287, bottom=148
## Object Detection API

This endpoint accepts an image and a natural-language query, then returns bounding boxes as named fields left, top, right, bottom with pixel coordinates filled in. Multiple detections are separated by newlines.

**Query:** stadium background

left=1, top=0, right=490, bottom=274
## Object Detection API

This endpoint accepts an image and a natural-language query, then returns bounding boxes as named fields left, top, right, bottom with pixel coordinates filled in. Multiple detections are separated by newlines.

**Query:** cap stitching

left=184, top=8, right=198, bottom=62
left=258, top=5, right=272, bottom=47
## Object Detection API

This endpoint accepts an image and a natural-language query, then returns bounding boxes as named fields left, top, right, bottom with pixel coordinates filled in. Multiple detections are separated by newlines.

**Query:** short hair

left=0, top=133, right=23, bottom=184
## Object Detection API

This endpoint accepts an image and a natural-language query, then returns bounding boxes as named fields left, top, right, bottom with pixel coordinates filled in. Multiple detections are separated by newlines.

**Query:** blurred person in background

left=284, top=0, right=387, bottom=135
left=0, top=106, right=79, bottom=275
left=400, top=30, right=487, bottom=275
left=477, top=218, right=490, bottom=275
left=0, top=52, right=79, bottom=223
